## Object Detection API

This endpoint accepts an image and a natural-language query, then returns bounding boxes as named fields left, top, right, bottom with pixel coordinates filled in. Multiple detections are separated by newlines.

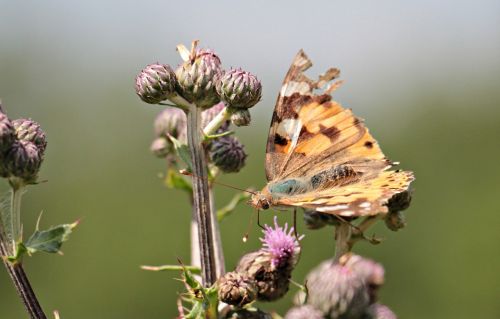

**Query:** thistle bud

left=230, top=109, right=251, bottom=127
left=345, top=254, right=385, bottom=303
left=175, top=48, right=222, bottom=108
left=284, top=305, right=324, bottom=319
left=0, top=111, right=15, bottom=153
left=217, top=271, right=257, bottom=307
left=12, top=118, right=47, bottom=155
left=364, top=304, right=397, bottom=319
left=135, top=64, right=177, bottom=104
left=150, top=137, right=170, bottom=158
left=154, top=107, right=187, bottom=142
left=217, top=69, right=262, bottom=109
left=305, top=258, right=370, bottom=319
left=222, top=308, right=272, bottom=319
left=303, top=209, right=340, bottom=229
left=209, top=136, right=247, bottom=173
left=4, top=140, right=42, bottom=183
left=384, top=210, right=406, bottom=231
left=387, top=190, right=412, bottom=213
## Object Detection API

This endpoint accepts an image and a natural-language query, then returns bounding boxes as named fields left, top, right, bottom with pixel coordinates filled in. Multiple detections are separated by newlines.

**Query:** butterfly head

left=250, top=192, right=271, bottom=210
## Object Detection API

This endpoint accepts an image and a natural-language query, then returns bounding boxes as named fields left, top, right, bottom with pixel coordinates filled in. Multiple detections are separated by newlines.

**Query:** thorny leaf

left=168, top=134, right=192, bottom=170
left=24, top=220, right=79, bottom=255
left=165, top=168, right=192, bottom=193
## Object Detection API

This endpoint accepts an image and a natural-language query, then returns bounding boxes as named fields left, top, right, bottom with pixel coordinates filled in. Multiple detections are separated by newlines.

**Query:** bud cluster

left=0, top=108, right=46, bottom=185
left=218, top=217, right=302, bottom=308
left=289, top=253, right=396, bottom=319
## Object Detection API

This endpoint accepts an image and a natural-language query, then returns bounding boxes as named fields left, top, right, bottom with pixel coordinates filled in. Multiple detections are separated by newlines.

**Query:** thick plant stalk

left=186, top=103, right=217, bottom=286
left=333, top=222, right=351, bottom=263
left=209, top=188, right=225, bottom=277
left=0, top=242, right=47, bottom=319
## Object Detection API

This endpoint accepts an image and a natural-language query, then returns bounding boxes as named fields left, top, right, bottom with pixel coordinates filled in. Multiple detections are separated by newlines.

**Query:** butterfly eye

left=262, top=201, right=270, bottom=210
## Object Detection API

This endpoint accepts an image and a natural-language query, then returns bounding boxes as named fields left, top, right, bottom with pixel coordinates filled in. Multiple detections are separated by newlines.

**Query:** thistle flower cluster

left=286, top=253, right=396, bottom=319
left=218, top=217, right=302, bottom=308
left=139, top=43, right=254, bottom=174
left=0, top=107, right=47, bottom=185
left=135, top=41, right=262, bottom=126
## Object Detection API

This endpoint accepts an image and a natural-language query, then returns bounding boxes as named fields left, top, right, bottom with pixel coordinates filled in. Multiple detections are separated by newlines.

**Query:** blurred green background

left=1, top=1, right=499, bottom=318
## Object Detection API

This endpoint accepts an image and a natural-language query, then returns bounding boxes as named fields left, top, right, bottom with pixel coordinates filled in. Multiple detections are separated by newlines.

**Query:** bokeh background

left=1, top=1, right=499, bottom=318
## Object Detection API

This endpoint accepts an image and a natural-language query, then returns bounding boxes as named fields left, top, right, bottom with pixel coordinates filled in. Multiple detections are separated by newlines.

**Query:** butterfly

left=250, top=50, right=414, bottom=217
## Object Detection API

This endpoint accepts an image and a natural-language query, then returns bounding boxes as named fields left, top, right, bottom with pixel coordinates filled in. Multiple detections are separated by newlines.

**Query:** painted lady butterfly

left=250, top=50, right=414, bottom=217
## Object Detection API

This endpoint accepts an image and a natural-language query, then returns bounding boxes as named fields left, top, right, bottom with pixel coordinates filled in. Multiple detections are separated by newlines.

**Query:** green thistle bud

left=217, top=69, right=262, bottom=109
left=154, top=107, right=187, bottom=142
left=284, top=305, right=324, bottom=319
left=175, top=48, right=222, bottom=109
left=305, top=257, right=370, bottom=319
left=12, top=118, right=47, bottom=156
left=0, top=111, right=15, bottom=153
left=209, top=136, right=247, bottom=173
left=235, top=250, right=292, bottom=302
left=4, top=140, right=42, bottom=183
left=150, top=137, right=170, bottom=158
left=230, top=109, right=251, bottom=127
left=135, top=64, right=177, bottom=104
left=217, top=271, right=257, bottom=307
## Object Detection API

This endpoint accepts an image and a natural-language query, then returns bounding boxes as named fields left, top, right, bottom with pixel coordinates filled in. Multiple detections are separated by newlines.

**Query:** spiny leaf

left=140, top=264, right=201, bottom=275
left=168, top=134, right=192, bottom=170
left=24, top=220, right=79, bottom=254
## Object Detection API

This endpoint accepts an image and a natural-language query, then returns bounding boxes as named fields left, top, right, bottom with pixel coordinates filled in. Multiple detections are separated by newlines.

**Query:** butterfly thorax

left=251, top=165, right=358, bottom=210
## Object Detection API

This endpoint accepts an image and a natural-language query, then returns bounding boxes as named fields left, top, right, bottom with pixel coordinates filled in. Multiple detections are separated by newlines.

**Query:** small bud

left=217, top=271, right=257, bottom=307
left=153, top=107, right=187, bottom=142
left=305, top=258, right=370, bottom=319
left=235, top=250, right=291, bottom=302
left=150, top=138, right=170, bottom=158
left=230, top=109, right=251, bottom=127
left=387, top=190, right=412, bottom=213
left=303, top=209, right=339, bottom=229
left=222, top=308, right=272, bottom=319
left=135, top=64, right=177, bottom=104
left=12, top=118, right=47, bottom=156
left=284, top=305, right=324, bottom=319
left=0, top=111, right=15, bottom=153
left=364, top=304, right=397, bottom=319
left=175, top=48, right=222, bottom=108
left=384, top=210, right=406, bottom=231
left=4, top=140, right=42, bottom=183
left=209, top=136, right=247, bottom=173
left=217, top=69, right=262, bottom=109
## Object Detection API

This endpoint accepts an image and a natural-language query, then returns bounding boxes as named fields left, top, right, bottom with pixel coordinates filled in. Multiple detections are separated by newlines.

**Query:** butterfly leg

left=256, top=210, right=265, bottom=230
left=293, top=208, right=298, bottom=239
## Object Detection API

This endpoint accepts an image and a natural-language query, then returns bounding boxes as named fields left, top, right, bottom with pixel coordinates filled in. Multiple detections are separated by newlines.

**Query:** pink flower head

left=260, top=216, right=303, bottom=268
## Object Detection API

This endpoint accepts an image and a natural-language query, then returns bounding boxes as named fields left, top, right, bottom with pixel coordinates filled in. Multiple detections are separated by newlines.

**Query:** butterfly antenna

left=180, top=169, right=257, bottom=195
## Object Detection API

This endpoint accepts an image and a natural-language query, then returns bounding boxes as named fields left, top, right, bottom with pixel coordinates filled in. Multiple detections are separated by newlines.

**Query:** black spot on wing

left=364, top=141, right=374, bottom=149
left=274, top=134, right=288, bottom=146
left=319, top=124, right=341, bottom=142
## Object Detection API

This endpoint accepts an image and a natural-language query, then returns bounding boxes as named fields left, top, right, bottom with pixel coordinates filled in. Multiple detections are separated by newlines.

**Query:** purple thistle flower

left=260, top=216, right=303, bottom=269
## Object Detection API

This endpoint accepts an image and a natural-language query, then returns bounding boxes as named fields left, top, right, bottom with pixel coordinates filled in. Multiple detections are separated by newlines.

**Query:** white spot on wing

left=359, top=202, right=371, bottom=208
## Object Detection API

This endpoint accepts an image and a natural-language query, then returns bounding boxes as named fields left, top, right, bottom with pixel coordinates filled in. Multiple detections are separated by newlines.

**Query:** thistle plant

left=135, top=41, right=412, bottom=318
left=0, top=102, right=77, bottom=319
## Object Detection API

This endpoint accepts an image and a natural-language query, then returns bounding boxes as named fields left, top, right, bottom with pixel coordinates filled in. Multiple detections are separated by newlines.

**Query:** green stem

left=11, top=185, right=23, bottom=254
left=203, top=106, right=230, bottom=136
left=186, top=102, right=217, bottom=286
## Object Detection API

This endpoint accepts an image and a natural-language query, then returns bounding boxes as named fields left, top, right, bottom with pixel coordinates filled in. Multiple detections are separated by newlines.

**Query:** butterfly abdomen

left=310, top=165, right=358, bottom=189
